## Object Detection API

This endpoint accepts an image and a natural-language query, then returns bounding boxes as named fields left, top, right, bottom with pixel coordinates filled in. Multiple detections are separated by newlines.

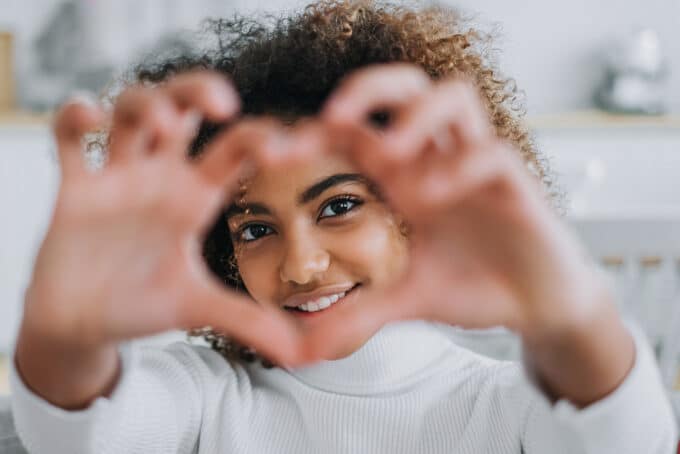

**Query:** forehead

left=242, top=153, right=360, bottom=201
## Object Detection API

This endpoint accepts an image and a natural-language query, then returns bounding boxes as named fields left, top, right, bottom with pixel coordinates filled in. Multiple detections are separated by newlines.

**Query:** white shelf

left=528, top=110, right=680, bottom=130
left=1, top=109, right=679, bottom=130
left=567, top=209, right=680, bottom=222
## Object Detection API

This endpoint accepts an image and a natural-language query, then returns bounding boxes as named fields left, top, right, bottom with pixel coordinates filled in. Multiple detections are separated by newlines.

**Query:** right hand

left=21, top=72, right=303, bottom=366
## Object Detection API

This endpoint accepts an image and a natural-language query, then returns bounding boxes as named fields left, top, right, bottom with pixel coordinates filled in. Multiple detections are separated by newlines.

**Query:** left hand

left=298, top=64, right=633, bottom=405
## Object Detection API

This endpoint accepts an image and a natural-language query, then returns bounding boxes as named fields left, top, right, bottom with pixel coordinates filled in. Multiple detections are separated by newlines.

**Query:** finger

left=324, top=121, right=395, bottom=182
left=275, top=119, right=329, bottom=165
left=301, top=279, right=420, bottom=360
left=414, top=144, right=511, bottom=213
left=108, top=87, right=179, bottom=166
left=162, top=71, right=240, bottom=121
left=180, top=277, right=308, bottom=366
left=383, top=80, right=492, bottom=162
left=53, top=95, right=107, bottom=180
left=194, top=118, right=285, bottom=188
left=322, top=63, right=430, bottom=126
left=156, top=72, right=241, bottom=160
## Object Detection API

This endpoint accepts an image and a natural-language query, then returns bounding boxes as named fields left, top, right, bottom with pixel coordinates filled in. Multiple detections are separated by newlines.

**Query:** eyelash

left=234, top=195, right=364, bottom=244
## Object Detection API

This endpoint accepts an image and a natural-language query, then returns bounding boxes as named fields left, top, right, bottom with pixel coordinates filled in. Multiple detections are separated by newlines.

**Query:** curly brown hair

left=126, top=0, right=558, bottom=368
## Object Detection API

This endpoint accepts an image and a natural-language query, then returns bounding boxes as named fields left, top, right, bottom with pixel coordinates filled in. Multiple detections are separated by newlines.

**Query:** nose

left=279, top=232, right=330, bottom=285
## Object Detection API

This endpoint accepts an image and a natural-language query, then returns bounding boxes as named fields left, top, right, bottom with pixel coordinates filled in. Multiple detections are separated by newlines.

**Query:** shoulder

left=454, top=346, right=534, bottom=399
left=128, top=340, right=254, bottom=391
left=436, top=334, right=539, bottom=417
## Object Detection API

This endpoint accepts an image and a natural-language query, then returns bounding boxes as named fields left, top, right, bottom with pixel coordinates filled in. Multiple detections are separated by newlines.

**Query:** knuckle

left=114, top=87, right=148, bottom=126
left=54, top=101, right=100, bottom=140
left=116, top=88, right=179, bottom=136
left=170, top=70, right=238, bottom=113
left=146, top=98, right=178, bottom=137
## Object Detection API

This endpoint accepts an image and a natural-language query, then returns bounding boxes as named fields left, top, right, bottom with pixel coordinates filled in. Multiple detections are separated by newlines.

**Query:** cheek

left=329, top=212, right=409, bottom=288
left=236, top=241, right=282, bottom=308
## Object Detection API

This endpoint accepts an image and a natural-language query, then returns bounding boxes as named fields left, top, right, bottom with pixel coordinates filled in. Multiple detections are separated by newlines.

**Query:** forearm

left=522, top=320, right=677, bottom=454
left=521, top=285, right=635, bottom=408
left=14, top=307, right=120, bottom=410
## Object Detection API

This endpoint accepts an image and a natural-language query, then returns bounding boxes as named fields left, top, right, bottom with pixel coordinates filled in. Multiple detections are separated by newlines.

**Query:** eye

left=237, top=224, right=274, bottom=242
left=318, top=196, right=363, bottom=220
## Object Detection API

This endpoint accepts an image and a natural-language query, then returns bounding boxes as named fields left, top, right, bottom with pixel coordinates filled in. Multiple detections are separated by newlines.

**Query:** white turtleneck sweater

left=9, top=320, right=678, bottom=453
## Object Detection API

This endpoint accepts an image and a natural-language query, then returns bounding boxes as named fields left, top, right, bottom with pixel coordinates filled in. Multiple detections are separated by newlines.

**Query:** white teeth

left=317, top=297, right=331, bottom=309
left=294, top=290, right=351, bottom=312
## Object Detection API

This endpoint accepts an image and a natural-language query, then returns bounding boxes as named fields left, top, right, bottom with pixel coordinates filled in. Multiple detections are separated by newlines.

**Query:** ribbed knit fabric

left=10, top=320, right=678, bottom=453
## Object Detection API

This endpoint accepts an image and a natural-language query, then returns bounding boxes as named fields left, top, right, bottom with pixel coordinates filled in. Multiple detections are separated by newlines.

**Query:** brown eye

left=318, top=196, right=363, bottom=220
left=239, top=224, right=273, bottom=242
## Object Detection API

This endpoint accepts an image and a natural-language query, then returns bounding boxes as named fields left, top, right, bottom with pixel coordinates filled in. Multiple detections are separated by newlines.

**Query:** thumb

left=178, top=276, right=309, bottom=367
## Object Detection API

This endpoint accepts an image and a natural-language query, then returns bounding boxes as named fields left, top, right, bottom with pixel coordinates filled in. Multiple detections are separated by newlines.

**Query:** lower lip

left=285, top=285, right=360, bottom=318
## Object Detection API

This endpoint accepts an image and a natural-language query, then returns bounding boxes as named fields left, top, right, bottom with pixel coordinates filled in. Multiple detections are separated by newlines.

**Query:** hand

left=22, top=72, right=303, bottom=366
left=297, top=64, right=630, bottom=382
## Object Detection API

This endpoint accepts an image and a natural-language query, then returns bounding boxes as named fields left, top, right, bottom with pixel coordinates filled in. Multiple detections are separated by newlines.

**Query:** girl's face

left=226, top=154, right=409, bottom=359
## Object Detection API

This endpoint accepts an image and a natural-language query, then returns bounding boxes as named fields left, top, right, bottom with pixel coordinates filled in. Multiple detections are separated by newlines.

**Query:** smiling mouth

left=284, top=284, right=361, bottom=316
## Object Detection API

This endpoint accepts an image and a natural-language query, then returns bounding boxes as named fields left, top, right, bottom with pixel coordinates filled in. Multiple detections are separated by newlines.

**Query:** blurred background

left=1, top=0, right=679, bottom=426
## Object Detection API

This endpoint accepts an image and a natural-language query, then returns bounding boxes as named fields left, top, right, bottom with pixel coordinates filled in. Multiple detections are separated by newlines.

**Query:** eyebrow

left=224, top=173, right=369, bottom=220
left=298, top=173, right=367, bottom=204
left=224, top=202, right=272, bottom=219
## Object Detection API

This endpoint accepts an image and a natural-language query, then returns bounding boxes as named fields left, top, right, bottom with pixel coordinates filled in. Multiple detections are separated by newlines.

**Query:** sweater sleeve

left=522, top=322, right=678, bottom=454
left=9, top=341, right=206, bottom=454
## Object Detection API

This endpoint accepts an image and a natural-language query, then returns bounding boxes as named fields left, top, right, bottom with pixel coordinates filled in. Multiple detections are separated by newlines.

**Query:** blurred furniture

left=0, top=32, right=15, bottom=112
left=0, top=395, right=27, bottom=454
left=0, top=354, right=8, bottom=396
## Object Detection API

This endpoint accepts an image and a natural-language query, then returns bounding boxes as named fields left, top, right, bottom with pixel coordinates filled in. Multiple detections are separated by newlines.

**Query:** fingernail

left=218, top=86, right=240, bottom=116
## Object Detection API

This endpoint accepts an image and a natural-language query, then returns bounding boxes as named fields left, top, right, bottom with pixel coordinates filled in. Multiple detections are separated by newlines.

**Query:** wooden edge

left=0, top=111, right=52, bottom=126
left=0, top=110, right=680, bottom=132
left=527, top=110, right=680, bottom=130
left=0, top=109, right=679, bottom=129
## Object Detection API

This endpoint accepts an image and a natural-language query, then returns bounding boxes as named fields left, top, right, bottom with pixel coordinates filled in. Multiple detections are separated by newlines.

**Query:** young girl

left=10, top=1, right=677, bottom=453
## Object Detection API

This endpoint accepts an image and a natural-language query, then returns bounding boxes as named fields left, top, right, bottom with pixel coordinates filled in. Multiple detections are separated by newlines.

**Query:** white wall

left=1, top=0, right=677, bottom=114
left=450, top=0, right=680, bottom=114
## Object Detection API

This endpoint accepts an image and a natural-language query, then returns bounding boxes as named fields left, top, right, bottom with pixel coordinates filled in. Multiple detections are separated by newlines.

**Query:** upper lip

left=281, top=283, right=358, bottom=308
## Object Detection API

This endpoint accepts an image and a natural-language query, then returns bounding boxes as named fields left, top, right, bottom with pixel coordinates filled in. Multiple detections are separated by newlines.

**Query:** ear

left=399, top=219, right=411, bottom=237
left=392, top=212, right=410, bottom=237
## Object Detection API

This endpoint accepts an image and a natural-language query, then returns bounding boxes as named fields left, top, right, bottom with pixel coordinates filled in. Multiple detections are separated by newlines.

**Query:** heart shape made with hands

left=197, top=64, right=582, bottom=367
left=53, top=64, right=584, bottom=369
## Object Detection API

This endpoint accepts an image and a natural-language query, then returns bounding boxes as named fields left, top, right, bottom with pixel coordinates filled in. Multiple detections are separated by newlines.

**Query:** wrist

left=519, top=278, right=635, bottom=407
left=15, top=318, right=121, bottom=409
left=16, top=285, right=122, bottom=409
left=22, top=280, right=107, bottom=349
left=519, top=271, right=615, bottom=343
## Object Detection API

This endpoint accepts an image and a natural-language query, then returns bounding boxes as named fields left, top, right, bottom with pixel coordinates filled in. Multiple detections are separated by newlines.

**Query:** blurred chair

left=0, top=395, right=27, bottom=454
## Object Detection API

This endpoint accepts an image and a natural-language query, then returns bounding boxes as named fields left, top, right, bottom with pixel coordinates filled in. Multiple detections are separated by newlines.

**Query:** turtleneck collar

left=282, top=320, right=456, bottom=395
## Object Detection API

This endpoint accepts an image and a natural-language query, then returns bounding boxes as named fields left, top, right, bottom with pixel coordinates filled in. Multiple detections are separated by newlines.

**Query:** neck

left=284, top=320, right=455, bottom=395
